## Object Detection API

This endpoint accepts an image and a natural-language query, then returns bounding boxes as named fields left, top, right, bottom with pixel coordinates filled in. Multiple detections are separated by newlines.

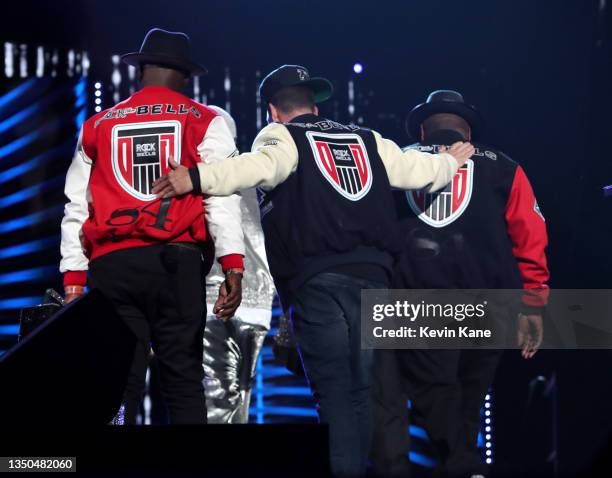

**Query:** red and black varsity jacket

left=393, top=137, right=549, bottom=312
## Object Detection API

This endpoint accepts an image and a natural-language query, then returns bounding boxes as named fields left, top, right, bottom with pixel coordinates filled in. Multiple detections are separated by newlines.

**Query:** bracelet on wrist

left=64, top=285, right=84, bottom=295
left=225, top=268, right=244, bottom=277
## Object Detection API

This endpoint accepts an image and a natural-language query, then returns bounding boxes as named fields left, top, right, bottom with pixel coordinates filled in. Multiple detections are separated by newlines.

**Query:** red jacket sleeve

left=504, top=165, right=550, bottom=310
left=218, top=253, right=244, bottom=271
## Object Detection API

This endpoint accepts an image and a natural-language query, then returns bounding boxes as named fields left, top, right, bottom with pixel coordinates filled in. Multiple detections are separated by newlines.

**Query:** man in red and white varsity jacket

left=59, top=29, right=244, bottom=424
left=371, top=90, right=550, bottom=477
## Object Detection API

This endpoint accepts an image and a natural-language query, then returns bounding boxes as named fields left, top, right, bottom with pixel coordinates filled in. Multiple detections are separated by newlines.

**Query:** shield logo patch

left=111, top=121, right=181, bottom=201
left=306, top=131, right=372, bottom=201
left=406, top=159, right=474, bottom=227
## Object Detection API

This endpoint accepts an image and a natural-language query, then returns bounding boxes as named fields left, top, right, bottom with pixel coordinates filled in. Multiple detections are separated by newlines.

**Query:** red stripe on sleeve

left=218, top=253, right=244, bottom=271
left=63, top=270, right=87, bottom=287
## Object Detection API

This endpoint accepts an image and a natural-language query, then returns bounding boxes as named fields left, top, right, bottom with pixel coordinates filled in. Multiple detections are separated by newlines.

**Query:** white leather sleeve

left=196, top=122, right=299, bottom=195
left=373, top=130, right=460, bottom=192
left=59, top=128, right=92, bottom=273
left=197, top=115, right=245, bottom=259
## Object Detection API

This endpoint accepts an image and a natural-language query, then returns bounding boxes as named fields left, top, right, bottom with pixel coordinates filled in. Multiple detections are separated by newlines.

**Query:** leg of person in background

left=291, top=273, right=384, bottom=477
left=398, top=350, right=463, bottom=475
left=203, top=315, right=267, bottom=424
left=370, top=349, right=411, bottom=477
left=203, top=317, right=242, bottom=423
left=445, top=350, right=502, bottom=477
left=233, top=319, right=267, bottom=423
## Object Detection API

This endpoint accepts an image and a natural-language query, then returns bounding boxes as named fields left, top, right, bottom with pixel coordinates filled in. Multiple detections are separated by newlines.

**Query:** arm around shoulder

left=196, top=122, right=299, bottom=196
left=373, top=131, right=460, bottom=192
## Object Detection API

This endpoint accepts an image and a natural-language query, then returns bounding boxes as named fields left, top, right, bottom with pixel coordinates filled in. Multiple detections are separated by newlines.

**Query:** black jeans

left=89, top=244, right=206, bottom=424
left=372, top=349, right=501, bottom=477
left=291, top=272, right=386, bottom=477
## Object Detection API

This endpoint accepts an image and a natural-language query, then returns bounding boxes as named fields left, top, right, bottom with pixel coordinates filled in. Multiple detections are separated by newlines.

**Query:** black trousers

left=371, top=349, right=501, bottom=477
left=89, top=244, right=206, bottom=424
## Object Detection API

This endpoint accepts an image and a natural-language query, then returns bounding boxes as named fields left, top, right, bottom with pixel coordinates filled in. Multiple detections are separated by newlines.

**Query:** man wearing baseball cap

left=371, top=90, right=549, bottom=477
left=153, top=66, right=475, bottom=475
left=59, top=29, right=245, bottom=424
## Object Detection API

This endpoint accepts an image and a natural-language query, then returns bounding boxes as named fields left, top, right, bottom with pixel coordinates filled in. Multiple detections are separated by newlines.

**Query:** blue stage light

left=0, top=265, right=58, bottom=285
left=0, top=128, right=42, bottom=158
left=259, top=364, right=297, bottom=379
left=249, top=405, right=318, bottom=418
left=255, top=354, right=264, bottom=423
left=353, top=63, right=363, bottom=74
left=0, top=324, right=20, bottom=335
left=0, top=237, right=59, bottom=259
left=0, top=143, right=72, bottom=184
left=75, top=94, right=87, bottom=109
left=0, top=205, right=64, bottom=233
left=0, top=296, right=42, bottom=310
left=0, top=83, right=78, bottom=134
left=253, top=386, right=312, bottom=397
left=74, top=78, right=86, bottom=98
left=409, top=425, right=429, bottom=440
left=409, top=451, right=436, bottom=468
left=0, top=78, right=37, bottom=111
left=76, top=108, right=87, bottom=128
left=0, top=176, right=64, bottom=209
left=0, top=102, right=43, bottom=135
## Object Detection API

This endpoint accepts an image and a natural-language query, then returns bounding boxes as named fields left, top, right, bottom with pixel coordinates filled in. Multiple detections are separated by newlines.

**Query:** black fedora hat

left=121, top=28, right=207, bottom=76
left=260, top=65, right=333, bottom=104
left=406, top=90, right=483, bottom=140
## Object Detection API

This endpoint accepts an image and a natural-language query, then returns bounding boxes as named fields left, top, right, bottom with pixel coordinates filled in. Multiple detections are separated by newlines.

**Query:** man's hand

left=151, top=157, right=193, bottom=198
left=440, top=142, right=475, bottom=167
left=212, top=272, right=243, bottom=321
left=517, top=313, right=543, bottom=359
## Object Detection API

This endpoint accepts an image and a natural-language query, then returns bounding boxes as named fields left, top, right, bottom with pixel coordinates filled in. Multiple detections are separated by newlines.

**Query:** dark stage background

left=1, top=0, right=611, bottom=476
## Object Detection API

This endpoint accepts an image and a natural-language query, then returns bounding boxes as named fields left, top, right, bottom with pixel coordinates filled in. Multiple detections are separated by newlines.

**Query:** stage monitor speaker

left=0, top=290, right=135, bottom=425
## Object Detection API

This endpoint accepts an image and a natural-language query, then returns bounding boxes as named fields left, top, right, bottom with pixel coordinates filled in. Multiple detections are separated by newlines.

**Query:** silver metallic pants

left=203, top=315, right=267, bottom=424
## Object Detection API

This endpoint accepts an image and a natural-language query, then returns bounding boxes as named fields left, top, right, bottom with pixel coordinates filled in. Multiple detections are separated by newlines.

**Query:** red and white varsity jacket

left=60, top=85, right=245, bottom=287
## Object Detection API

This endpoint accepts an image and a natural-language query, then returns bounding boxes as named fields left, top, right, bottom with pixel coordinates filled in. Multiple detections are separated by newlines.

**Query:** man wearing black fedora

left=153, top=66, right=475, bottom=475
left=370, top=90, right=549, bottom=477
left=60, top=28, right=245, bottom=424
